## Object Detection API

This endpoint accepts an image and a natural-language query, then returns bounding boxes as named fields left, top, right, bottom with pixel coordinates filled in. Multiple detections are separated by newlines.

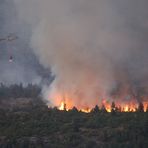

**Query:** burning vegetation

left=57, top=99, right=148, bottom=113
left=0, top=84, right=148, bottom=148
left=48, top=85, right=148, bottom=113
left=1, top=95, right=148, bottom=148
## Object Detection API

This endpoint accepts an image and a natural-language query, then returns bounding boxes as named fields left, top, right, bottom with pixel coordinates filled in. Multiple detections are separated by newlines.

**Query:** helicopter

left=0, top=33, right=18, bottom=42
left=0, top=33, right=18, bottom=62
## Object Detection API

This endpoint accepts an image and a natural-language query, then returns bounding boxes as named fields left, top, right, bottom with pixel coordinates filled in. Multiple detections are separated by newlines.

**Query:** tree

left=70, top=107, right=78, bottom=113
left=137, top=102, right=144, bottom=112
left=91, top=105, right=99, bottom=113
left=101, top=104, right=107, bottom=113
left=146, top=105, right=148, bottom=112
left=111, top=102, right=117, bottom=115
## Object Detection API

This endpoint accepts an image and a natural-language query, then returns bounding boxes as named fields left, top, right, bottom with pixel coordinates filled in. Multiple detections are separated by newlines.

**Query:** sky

left=0, top=0, right=51, bottom=85
left=0, top=0, right=148, bottom=106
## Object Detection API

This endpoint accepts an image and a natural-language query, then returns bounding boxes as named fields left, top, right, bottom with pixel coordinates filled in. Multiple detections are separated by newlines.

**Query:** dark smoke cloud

left=12, top=0, right=148, bottom=106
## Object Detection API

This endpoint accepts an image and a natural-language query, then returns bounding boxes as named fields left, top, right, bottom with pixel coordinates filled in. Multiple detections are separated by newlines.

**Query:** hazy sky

left=0, top=0, right=51, bottom=85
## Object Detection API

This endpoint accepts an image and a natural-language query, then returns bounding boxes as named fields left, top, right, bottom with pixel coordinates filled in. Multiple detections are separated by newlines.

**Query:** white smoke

left=14, top=0, right=148, bottom=107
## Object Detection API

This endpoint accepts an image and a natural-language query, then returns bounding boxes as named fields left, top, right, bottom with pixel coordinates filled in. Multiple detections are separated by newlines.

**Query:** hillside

left=0, top=101, right=148, bottom=148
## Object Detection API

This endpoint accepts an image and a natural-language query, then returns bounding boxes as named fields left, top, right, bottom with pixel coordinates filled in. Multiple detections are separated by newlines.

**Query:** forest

left=0, top=84, right=148, bottom=148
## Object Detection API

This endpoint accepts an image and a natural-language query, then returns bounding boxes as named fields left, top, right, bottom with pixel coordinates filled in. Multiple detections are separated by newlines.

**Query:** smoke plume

left=14, top=0, right=148, bottom=108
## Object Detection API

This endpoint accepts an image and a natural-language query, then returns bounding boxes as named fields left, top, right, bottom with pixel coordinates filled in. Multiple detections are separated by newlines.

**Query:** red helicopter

left=0, top=33, right=18, bottom=62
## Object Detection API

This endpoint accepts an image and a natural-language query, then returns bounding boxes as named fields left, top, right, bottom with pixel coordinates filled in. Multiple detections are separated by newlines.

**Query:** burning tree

left=137, top=102, right=144, bottom=112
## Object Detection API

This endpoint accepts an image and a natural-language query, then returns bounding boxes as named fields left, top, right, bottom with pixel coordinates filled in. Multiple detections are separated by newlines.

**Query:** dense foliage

left=0, top=84, right=148, bottom=148
left=0, top=102, right=148, bottom=148
left=0, top=83, right=41, bottom=99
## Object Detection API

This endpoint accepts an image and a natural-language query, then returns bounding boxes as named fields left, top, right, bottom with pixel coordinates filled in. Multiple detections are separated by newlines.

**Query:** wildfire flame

left=58, top=101, right=91, bottom=113
left=80, top=108, right=91, bottom=113
left=58, top=100, right=148, bottom=113
left=59, top=102, right=66, bottom=111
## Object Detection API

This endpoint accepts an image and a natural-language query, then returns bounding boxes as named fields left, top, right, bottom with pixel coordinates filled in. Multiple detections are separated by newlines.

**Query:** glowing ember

left=124, top=105, right=129, bottom=112
left=102, top=100, right=111, bottom=112
left=122, top=105, right=136, bottom=112
left=81, top=108, right=91, bottom=113
left=106, top=108, right=111, bottom=113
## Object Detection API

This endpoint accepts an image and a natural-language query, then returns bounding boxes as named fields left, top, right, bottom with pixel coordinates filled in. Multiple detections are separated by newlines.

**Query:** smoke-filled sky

left=0, top=0, right=51, bottom=85
left=1, top=0, right=148, bottom=107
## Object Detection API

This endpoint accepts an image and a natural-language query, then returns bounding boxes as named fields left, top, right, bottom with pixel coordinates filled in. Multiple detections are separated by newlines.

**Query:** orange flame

left=80, top=108, right=91, bottom=113
left=57, top=100, right=148, bottom=113
left=59, top=102, right=66, bottom=110
left=58, top=101, right=91, bottom=113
